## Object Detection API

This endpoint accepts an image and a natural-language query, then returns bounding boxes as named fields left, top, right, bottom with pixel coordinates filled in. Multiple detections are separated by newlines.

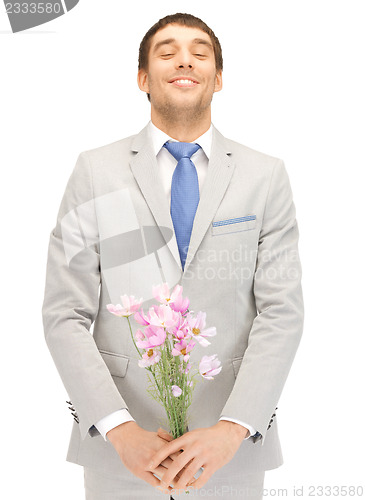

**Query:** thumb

left=157, top=427, right=173, bottom=441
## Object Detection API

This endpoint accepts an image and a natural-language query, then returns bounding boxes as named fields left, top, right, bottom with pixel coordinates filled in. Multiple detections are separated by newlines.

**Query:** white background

left=1, top=1, right=364, bottom=498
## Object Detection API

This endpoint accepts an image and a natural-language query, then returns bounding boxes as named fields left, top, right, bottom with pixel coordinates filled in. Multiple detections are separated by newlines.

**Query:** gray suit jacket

left=42, top=123, right=304, bottom=486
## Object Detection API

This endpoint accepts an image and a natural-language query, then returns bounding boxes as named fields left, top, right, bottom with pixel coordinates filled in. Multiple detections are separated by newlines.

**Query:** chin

left=152, top=93, right=209, bottom=118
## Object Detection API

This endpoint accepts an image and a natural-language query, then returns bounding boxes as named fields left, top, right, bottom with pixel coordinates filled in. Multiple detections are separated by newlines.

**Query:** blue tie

left=163, top=141, right=201, bottom=270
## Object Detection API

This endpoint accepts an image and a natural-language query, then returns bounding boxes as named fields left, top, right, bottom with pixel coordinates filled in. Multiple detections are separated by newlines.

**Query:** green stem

left=149, top=364, right=164, bottom=404
left=125, top=317, right=166, bottom=404
left=125, top=317, right=188, bottom=440
left=162, top=343, right=180, bottom=438
left=126, top=316, right=142, bottom=358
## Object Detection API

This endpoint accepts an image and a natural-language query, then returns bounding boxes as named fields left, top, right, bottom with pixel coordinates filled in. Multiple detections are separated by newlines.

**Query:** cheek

left=151, top=60, right=172, bottom=78
left=203, top=74, right=218, bottom=91
left=200, top=66, right=218, bottom=85
left=148, top=71, right=166, bottom=90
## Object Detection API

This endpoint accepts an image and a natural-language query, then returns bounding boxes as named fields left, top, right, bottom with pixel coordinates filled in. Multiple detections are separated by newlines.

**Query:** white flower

left=171, top=385, right=182, bottom=397
left=199, top=354, right=222, bottom=380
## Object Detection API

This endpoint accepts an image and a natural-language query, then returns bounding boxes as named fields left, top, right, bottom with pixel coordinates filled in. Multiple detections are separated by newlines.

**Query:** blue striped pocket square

left=211, top=214, right=256, bottom=235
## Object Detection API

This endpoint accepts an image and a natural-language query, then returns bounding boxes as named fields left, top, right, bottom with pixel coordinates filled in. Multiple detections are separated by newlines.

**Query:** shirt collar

left=148, top=120, right=212, bottom=160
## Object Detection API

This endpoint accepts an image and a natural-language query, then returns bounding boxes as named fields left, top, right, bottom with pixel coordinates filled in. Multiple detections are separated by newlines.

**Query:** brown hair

left=138, top=13, right=223, bottom=73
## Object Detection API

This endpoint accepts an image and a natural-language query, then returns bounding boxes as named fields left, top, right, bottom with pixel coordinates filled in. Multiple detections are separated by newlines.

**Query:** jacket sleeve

left=41, top=152, right=128, bottom=440
left=219, top=159, right=304, bottom=445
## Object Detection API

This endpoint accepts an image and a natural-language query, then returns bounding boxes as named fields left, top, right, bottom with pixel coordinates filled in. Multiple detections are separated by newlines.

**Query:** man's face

left=138, top=24, right=222, bottom=120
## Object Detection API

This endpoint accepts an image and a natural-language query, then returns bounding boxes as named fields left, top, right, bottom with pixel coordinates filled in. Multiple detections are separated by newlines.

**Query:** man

left=42, top=13, right=304, bottom=500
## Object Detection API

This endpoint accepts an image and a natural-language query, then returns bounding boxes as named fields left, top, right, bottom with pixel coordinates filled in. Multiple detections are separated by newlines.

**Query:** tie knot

left=163, top=141, right=201, bottom=162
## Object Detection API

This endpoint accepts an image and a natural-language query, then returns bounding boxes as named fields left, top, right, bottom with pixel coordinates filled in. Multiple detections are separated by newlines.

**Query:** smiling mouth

left=169, top=78, right=199, bottom=88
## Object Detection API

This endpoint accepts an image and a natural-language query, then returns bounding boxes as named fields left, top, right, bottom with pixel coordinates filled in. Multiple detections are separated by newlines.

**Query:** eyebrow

left=152, top=37, right=213, bottom=53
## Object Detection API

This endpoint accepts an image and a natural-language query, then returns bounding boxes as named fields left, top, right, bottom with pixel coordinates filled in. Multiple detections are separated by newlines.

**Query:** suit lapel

left=129, top=125, right=182, bottom=271
left=129, top=124, right=235, bottom=276
left=184, top=126, right=235, bottom=272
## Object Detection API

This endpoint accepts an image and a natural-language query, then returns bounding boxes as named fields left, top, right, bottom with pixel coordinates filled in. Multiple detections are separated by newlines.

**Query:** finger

left=159, top=458, right=171, bottom=469
left=157, top=428, right=172, bottom=439
left=150, top=456, right=186, bottom=481
left=170, top=453, right=194, bottom=467
left=144, top=455, right=173, bottom=472
left=152, top=464, right=182, bottom=485
left=158, top=451, right=196, bottom=492
left=170, top=449, right=184, bottom=461
left=157, top=427, right=173, bottom=441
left=186, top=465, right=212, bottom=490
left=174, top=459, right=205, bottom=491
left=155, top=451, right=184, bottom=469
left=160, top=456, right=175, bottom=469
left=148, top=436, right=187, bottom=470
left=148, top=453, right=182, bottom=471
left=140, top=471, right=173, bottom=492
left=162, top=454, right=192, bottom=476
left=151, top=465, right=184, bottom=495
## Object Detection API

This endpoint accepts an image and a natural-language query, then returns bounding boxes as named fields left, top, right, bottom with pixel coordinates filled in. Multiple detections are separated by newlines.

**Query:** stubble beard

left=149, top=81, right=214, bottom=128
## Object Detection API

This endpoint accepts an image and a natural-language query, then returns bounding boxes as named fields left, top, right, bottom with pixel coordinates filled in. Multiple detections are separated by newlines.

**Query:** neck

left=151, top=108, right=211, bottom=142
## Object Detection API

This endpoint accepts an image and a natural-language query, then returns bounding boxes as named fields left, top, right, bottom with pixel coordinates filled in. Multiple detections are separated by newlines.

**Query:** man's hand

left=150, top=420, right=248, bottom=494
left=106, top=421, right=184, bottom=492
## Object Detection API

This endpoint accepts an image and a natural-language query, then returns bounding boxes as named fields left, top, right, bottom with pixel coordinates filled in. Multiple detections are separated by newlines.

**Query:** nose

left=176, top=48, right=194, bottom=70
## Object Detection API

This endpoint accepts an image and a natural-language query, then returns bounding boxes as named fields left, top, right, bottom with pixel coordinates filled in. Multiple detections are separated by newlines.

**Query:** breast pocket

left=211, top=215, right=256, bottom=236
left=99, top=349, right=130, bottom=378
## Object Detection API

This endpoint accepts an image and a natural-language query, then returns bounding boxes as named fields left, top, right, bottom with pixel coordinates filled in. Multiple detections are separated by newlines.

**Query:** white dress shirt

left=94, top=121, right=257, bottom=441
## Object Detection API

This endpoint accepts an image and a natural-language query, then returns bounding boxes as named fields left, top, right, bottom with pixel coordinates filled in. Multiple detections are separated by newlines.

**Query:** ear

left=137, top=68, right=149, bottom=93
left=214, top=70, right=223, bottom=93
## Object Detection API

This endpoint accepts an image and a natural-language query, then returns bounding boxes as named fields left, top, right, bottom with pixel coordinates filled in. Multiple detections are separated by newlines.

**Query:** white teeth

left=174, top=79, right=196, bottom=84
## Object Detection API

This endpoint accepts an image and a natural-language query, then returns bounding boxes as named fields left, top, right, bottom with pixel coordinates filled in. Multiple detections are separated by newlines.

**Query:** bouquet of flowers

left=106, top=282, right=222, bottom=439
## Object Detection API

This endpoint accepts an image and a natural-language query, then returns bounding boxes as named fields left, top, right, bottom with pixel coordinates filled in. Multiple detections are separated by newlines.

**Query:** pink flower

left=135, top=329, right=145, bottom=341
left=169, top=287, right=190, bottom=314
left=171, top=385, right=182, bottom=397
left=170, top=314, right=189, bottom=340
left=106, top=295, right=142, bottom=317
left=152, top=283, right=184, bottom=306
left=134, top=308, right=150, bottom=326
left=148, top=304, right=180, bottom=331
left=199, top=354, right=222, bottom=380
left=136, top=325, right=166, bottom=349
left=138, top=348, right=161, bottom=368
left=188, top=311, right=217, bottom=347
left=172, top=338, right=196, bottom=362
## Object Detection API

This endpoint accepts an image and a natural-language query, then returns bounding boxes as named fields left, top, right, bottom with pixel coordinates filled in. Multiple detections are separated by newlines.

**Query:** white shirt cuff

left=94, top=409, right=136, bottom=441
left=219, top=416, right=257, bottom=440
